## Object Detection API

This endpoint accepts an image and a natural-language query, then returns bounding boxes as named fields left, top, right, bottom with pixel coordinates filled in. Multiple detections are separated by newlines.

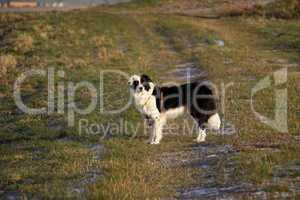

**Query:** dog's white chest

left=134, top=95, right=160, bottom=119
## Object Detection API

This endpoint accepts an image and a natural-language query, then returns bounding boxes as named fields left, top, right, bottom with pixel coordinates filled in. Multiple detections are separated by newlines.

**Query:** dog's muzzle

left=138, top=86, right=143, bottom=92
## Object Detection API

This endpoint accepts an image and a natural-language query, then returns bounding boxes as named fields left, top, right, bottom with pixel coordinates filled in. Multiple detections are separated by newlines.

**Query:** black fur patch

left=141, top=74, right=152, bottom=83
left=152, top=81, right=218, bottom=127
left=143, top=83, right=151, bottom=91
left=141, top=74, right=152, bottom=91
left=133, top=80, right=139, bottom=90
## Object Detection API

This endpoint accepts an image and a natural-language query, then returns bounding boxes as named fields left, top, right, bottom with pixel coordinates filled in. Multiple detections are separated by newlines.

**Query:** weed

left=13, top=33, right=34, bottom=53
left=0, top=54, right=17, bottom=77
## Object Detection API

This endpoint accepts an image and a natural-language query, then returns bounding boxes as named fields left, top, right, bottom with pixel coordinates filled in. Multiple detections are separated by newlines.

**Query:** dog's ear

left=140, top=74, right=152, bottom=83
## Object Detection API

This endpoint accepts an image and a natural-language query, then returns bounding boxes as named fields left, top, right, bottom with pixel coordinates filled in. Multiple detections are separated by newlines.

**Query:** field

left=0, top=0, right=299, bottom=199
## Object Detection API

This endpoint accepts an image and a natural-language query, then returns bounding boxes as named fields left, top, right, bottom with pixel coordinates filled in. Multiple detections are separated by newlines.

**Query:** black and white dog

left=128, top=74, right=221, bottom=144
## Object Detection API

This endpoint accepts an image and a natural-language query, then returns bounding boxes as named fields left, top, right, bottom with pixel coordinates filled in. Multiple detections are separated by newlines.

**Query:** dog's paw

left=146, top=140, right=153, bottom=144
left=150, top=141, right=160, bottom=145
left=194, top=138, right=206, bottom=143
left=146, top=138, right=154, bottom=144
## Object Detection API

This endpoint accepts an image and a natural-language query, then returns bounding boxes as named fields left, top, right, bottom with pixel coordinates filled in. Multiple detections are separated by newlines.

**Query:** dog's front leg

left=148, top=126, right=156, bottom=144
left=150, top=117, right=165, bottom=145
left=143, top=116, right=155, bottom=144
left=149, top=120, right=159, bottom=144
left=147, top=119, right=158, bottom=144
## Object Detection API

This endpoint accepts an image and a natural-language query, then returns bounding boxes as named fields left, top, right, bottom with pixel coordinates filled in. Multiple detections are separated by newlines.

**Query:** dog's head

left=128, top=74, right=155, bottom=95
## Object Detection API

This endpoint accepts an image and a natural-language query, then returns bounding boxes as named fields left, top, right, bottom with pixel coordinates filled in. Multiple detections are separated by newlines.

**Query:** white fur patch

left=196, top=128, right=207, bottom=143
left=135, top=94, right=160, bottom=120
left=132, top=80, right=160, bottom=120
left=128, top=75, right=140, bottom=85
left=207, top=113, right=221, bottom=130
left=162, top=106, right=185, bottom=119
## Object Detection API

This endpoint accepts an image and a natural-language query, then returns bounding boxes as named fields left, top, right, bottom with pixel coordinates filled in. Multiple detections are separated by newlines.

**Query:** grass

left=0, top=139, right=102, bottom=198
left=0, top=54, right=17, bottom=77
left=87, top=137, right=196, bottom=199
left=0, top=0, right=300, bottom=199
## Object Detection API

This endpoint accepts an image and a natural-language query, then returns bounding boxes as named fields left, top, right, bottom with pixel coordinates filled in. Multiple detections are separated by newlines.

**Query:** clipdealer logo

left=12, top=67, right=288, bottom=134
left=251, top=68, right=288, bottom=133
left=13, top=68, right=132, bottom=127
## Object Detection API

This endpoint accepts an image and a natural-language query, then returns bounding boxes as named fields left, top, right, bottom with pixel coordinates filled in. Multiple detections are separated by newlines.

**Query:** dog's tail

left=207, top=113, right=221, bottom=130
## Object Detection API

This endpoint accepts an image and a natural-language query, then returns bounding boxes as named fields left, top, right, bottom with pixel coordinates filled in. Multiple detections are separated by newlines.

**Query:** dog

left=128, top=74, right=221, bottom=144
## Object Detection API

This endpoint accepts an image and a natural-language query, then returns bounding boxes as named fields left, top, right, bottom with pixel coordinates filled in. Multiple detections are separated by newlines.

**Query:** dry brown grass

left=97, top=47, right=124, bottom=63
left=217, top=1, right=255, bottom=17
left=0, top=54, right=17, bottom=77
left=263, top=0, right=300, bottom=19
left=218, top=0, right=300, bottom=19
left=97, top=47, right=109, bottom=62
left=90, top=35, right=113, bottom=47
left=33, top=24, right=54, bottom=40
left=13, top=33, right=34, bottom=53
left=87, top=139, right=196, bottom=199
left=90, top=35, right=125, bottom=63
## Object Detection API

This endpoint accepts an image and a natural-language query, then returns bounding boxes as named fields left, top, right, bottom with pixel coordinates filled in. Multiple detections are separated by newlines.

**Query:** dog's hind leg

left=189, top=110, right=209, bottom=143
left=196, top=127, right=207, bottom=143
left=207, top=113, right=221, bottom=130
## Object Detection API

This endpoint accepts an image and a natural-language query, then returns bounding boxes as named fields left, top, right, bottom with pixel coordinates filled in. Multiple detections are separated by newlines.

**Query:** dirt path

left=108, top=0, right=279, bottom=19
left=155, top=60, right=299, bottom=199
left=175, top=144, right=298, bottom=199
